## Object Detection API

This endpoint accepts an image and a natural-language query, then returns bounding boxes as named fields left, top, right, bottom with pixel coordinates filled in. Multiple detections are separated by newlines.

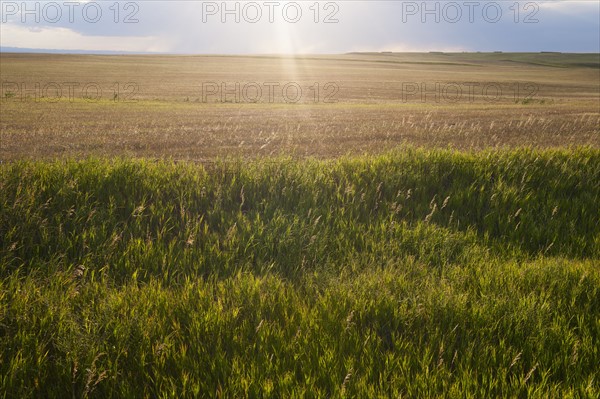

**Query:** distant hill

left=0, top=47, right=158, bottom=55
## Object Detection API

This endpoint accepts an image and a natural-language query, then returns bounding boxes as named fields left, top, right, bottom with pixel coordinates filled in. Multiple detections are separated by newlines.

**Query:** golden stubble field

left=1, top=52, right=598, bottom=160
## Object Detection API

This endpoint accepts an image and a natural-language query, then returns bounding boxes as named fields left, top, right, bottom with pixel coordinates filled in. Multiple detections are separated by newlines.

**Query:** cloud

left=0, top=1, right=598, bottom=53
left=0, top=23, right=170, bottom=52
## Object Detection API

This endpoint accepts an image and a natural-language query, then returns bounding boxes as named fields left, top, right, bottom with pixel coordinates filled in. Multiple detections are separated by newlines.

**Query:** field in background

left=1, top=52, right=598, bottom=159
left=1, top=53, right=599, bottom=397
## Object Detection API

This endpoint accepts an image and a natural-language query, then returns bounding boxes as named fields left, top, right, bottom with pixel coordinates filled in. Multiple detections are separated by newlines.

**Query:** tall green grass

left=1, top=148, right=599, bottom=397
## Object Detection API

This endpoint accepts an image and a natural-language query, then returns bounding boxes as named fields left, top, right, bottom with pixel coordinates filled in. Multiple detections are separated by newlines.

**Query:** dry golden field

left=1, top=52, right=598, bottom=160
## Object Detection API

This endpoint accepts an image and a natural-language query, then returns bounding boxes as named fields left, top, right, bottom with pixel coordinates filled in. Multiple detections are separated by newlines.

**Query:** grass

left=1, top=51, right=598, bottom=396
left=1, top=148, right=599, bottom=397
left=1, top=52, right=598, bottom=160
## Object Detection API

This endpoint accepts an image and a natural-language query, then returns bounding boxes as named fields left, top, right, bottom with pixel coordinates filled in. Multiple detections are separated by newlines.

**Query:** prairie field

left=1, top=53, right=599, bottom=397
left=1, top=52, right=599, bottom=159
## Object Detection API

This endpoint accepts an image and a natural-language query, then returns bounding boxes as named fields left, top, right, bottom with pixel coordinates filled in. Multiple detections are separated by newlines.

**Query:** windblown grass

left=1, top=148, right=599, bottom=397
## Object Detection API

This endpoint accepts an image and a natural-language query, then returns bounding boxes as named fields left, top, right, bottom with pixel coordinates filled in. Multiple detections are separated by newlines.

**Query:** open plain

left=1, top=52, right=599, bottom=397
left=1, top=52, right=598, bottom=160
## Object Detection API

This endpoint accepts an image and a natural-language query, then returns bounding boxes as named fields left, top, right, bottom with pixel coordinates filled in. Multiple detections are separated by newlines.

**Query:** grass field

left=1, top=53, right=599, bottom=397
left=1, top=52, right=598, bottom=159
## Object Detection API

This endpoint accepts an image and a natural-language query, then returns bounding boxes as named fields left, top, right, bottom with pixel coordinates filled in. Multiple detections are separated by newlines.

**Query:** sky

left=1, top=0, right=599, bottom=53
